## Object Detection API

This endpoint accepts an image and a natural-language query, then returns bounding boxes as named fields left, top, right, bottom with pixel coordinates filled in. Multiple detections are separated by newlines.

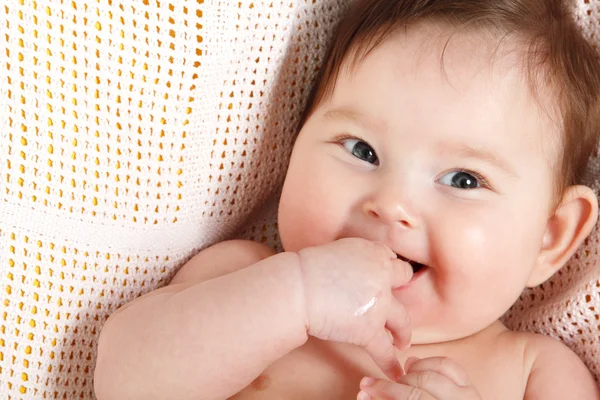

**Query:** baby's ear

left=527, top=185, right=599, bottom=288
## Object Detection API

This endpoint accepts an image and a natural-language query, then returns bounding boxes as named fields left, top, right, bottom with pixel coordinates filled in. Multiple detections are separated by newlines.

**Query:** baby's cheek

left=435, top=214, right=520, bottom=282
left=279, top=175, right=344, bottom=252
left=435, top=218, right=486, bottom=266
left=453, top=216, right=538, bottom=293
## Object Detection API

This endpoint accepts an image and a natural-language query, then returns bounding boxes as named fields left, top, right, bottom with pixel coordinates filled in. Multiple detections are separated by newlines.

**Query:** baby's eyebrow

left=445, top=142, right=518, bottom=177
left=322, top=107, right=387, bottom=133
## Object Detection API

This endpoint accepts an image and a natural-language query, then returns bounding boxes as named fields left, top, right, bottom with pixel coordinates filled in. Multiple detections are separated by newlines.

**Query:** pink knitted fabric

left=0, top=1, right=598, bottom=398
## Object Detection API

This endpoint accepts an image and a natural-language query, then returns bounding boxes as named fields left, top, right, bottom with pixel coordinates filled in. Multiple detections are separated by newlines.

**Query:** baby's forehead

left=350, top=25, right=558, bottom=126
left=356, top=24, right=525, bottom=88
left=329, top=23, right=562, bottom=168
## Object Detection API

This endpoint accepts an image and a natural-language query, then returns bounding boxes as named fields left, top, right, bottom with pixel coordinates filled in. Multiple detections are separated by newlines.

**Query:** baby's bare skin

left=95, top=237, right=599, bottom=400
left=176, top=241, right=593, bottom=400
left=231, top=321, right=529, bottom=400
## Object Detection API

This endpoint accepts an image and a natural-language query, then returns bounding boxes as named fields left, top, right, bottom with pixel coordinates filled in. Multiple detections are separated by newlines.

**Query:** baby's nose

left=362, top=193, right=420, bottom=229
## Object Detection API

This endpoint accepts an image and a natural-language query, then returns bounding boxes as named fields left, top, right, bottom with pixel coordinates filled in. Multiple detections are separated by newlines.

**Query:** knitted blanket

left=0, top=0, right=598, bottom=398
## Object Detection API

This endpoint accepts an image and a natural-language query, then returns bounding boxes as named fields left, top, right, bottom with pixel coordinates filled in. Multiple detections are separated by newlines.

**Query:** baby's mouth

left=396, top=254, right=426, bottom=274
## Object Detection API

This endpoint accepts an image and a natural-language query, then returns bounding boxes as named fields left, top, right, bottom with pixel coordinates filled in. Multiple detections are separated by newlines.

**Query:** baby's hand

left=297, top=238, right=413, bottom=381
left=357, top=356, right=482, bottom=400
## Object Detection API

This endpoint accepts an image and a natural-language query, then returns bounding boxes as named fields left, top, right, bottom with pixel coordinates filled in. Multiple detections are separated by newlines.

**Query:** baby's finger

left=390, top=259, right=413, bottom=288
left=385, top=300, right=411, bottom=350
left=405, top=356, right=470, bottom=387
left=364, top=330, right=403, bottom=381
left=358, top=377, right=436, bottom=400
left=395, top=370, right=471, bottom=399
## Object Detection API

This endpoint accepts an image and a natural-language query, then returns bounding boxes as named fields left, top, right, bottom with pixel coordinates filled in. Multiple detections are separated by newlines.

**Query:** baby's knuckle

left=407, top=386, right=425, bottom=400
left=416, top=370, right=435, bottom=388
left=355, top=239, right=376, bottom=255
left=438, top=356, right=453, bottom=368
left=439, top=356, right=463, bottom=374
left=370, top=240, right=388, bottom=253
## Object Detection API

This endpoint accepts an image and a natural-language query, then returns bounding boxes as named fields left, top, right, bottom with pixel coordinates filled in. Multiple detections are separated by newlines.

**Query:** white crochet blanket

left=0, top=0, right=598, bottom=398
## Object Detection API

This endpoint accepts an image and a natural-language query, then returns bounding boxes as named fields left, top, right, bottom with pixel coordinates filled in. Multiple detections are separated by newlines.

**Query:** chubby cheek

left=435, top=204, right=544, bottom=310
left=278, top=153, right=349, bottom=253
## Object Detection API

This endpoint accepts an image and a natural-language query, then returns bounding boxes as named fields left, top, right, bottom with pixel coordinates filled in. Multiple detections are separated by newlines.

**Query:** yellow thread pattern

left=0, top=231, right=173, bottom=399
left=0, top=0, right=334, bottom=397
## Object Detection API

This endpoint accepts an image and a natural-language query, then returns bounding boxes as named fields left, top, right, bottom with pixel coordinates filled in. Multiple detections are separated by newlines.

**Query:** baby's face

left=278, top=24, right=559, bottom=344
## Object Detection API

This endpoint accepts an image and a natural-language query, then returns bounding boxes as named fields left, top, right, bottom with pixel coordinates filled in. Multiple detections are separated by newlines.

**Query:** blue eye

left=341, top=139, right=379, bottom=165
left=438, top=170, right=481, bottom=189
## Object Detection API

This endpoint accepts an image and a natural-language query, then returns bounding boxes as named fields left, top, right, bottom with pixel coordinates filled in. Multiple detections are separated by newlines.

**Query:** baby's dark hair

left=302, top=0, right=600, bottom=197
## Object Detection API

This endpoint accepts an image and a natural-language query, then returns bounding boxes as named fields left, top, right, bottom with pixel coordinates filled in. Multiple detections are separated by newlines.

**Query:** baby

left=94, top=0, right=600, bottom=399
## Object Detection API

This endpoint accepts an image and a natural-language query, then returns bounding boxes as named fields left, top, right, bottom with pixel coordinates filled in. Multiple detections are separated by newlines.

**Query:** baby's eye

left=341, top=138, right=379, bottom=165
left=438, top=170, right=482, bottom=189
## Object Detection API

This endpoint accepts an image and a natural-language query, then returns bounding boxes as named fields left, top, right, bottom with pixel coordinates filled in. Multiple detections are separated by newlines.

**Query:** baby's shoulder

left=501, top=329, right=584, bottom=374
left=170, top=240, right=276, bottom=285
left=511, top=329, right=583, bottom=367
left=502, top=330, right=599, bottom=398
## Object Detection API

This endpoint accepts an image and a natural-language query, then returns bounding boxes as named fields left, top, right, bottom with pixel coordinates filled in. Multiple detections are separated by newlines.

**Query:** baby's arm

left=524, top=334, right=600, bottom=399
left=94, top=240, right=308, bottom=400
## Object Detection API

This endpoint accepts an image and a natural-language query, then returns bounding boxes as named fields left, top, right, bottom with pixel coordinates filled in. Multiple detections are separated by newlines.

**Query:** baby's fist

left=297, top=238, right=413, bottom=380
